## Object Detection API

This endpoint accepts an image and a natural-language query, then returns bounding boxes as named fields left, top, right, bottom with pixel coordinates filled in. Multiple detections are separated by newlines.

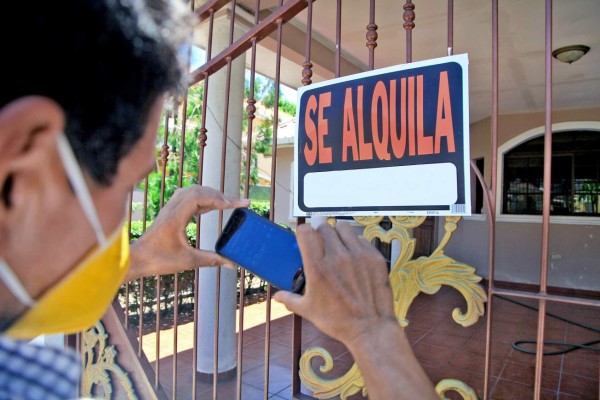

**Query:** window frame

left=496, top=121, right=600, bottom=225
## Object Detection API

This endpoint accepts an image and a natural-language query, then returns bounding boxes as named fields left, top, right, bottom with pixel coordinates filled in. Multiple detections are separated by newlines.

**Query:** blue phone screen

left=216, top=209, right=303, bottom=291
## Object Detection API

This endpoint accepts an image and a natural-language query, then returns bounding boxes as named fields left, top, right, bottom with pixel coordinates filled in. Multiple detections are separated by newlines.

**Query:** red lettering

left=342, top=88, right=359, bottom=162
left=318, top=92, right=333, bottom=164
left=371, top=81, right=391, bottom=160
left=303, top=95, right=318, bottom=166
left=408, top=76, right=416, bottom=156
left=391, top=78, right=407, bottom=158
left=416, top=75, right=433, bottom=155
left=390, top=79, right=402, bottom=158
left=357, top=85, right=373, bottom=161
left=434, top=71, right=456, bottom=153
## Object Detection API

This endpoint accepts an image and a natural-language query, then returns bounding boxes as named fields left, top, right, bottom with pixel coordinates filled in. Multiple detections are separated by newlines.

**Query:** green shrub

left=249, top=201, right=270, bottom=218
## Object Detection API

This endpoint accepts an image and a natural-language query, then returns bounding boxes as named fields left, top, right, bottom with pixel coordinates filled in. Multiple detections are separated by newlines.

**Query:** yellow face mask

left=0, top=134, right=131, bottom=340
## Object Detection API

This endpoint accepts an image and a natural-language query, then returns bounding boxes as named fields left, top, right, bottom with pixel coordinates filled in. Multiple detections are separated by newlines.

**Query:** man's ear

left=0, top=96, right=66, bottom=255
left=0, top=96, right=65, bottom=172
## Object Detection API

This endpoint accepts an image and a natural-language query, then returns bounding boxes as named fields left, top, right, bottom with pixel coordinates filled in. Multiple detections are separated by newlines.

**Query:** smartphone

left=215, top=208, right=305, bottom=293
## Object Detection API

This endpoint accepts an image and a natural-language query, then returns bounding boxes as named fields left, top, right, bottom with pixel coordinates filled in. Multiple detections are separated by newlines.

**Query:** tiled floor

left=152, top=286, right=599, bottom=399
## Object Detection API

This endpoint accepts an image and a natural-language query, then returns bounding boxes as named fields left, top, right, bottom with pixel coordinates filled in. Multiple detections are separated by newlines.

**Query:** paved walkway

left=142, top=300, right=293, bottom=363
left=140, top=287, right=599, bottom=399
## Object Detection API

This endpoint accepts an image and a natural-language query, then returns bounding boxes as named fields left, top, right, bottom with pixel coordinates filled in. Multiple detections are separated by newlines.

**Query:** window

left=473, top=158, right=484, bottom=214
left=503, top=131, right=600, bottom=216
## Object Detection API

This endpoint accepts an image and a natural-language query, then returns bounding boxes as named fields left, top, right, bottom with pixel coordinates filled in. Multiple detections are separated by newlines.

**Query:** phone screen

left=215, top=208, right=304, bottom=292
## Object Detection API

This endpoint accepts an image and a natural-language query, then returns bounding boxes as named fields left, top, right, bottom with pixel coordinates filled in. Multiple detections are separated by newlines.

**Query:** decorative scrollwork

left=81, top=322, right=137, bottom=399
left=435, top=379, right=478, bottom=400
left=299, top=216, right=486, bottom=399
left=299, top=347, right=366, bottom=399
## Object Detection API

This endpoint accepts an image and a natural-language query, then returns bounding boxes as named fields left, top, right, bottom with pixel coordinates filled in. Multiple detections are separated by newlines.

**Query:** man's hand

left=273, top=221, right=396, bottom=347
left=126, top=185, right=249, bottom=282
left=274, top=222, right=439, bottom=400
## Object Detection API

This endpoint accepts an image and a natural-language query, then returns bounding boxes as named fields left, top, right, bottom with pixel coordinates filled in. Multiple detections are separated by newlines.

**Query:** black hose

left=495, top=294, right=600, bottom=356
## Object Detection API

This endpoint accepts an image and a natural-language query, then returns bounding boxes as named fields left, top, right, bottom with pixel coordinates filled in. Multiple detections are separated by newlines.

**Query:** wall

left=443, top=218, right=600, bottom=291
left=441, top=107, right=600, bottom=291
left=470, top=106, right=600, bottom=184
left=272, top=145, right=295, bottom=228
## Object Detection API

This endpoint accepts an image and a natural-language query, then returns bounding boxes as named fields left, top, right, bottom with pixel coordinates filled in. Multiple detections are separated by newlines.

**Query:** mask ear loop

left=55, top=134, right=108, bottom=247
left=0, top=258, right=35, bottom=308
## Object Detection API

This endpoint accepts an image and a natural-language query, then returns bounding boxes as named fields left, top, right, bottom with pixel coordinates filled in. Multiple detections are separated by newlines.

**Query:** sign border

left=293, top=53, right=471, bottom=217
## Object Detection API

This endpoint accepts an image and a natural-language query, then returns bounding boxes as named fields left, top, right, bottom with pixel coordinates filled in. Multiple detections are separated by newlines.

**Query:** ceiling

left=230, top=0, right=600, bottom=123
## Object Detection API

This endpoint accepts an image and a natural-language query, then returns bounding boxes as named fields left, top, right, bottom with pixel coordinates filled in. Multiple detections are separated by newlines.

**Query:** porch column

left=196, top=11, right=247, bottom=380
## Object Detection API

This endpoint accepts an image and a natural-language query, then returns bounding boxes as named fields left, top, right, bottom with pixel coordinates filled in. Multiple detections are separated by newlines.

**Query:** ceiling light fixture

left=552, top=44, right=590, bottom=64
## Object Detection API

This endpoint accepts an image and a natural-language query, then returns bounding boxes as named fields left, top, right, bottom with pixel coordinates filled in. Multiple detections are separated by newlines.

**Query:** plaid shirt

left=0, top=335, right=81, bottom=400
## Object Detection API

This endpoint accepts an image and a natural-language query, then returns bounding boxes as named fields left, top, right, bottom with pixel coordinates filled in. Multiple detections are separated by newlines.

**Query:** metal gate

left=102, top=1, right=600, bottom=399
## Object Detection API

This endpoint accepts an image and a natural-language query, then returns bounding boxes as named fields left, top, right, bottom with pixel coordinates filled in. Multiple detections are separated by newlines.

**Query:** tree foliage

left=142, top=74, right=296, bottom=220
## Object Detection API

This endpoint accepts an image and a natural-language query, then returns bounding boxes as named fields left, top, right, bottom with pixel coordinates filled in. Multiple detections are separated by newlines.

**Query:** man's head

left=0, top=0, right=191, bottom=326
left=1, top=0, right=190, bottom=184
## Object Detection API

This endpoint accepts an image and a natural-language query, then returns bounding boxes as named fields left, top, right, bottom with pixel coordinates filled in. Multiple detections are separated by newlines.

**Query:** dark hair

left=0, top=0, right=190, bottom=184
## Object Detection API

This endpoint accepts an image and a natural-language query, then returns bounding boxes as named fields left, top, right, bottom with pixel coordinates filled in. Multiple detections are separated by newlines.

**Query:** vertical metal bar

left=159, top=110, right=171, bottom=208
left=291, top=315, right=303, bottom=394
left=178, top=95, right=189, bottom=187
left=125, top=189, right=133, bottom=329
left=335, top=0, right=342, bottom=77
left=488, top=8, right=499, bottom=218
left=212, top=267, right=221, bottom=400
left=403, top=0, right=415, bottom=63
left=292, top=1, right=313, bottom=394
left=540, top=0, right=553, bottom=301
left=216, top=2, right=238, bottom=241
left=366, top=0, right=377, bottom=70
left=262, top=4, right=284, bottom=398
left=76, top=331, right=81, bottom=398
left=210, top=3, right=237, bottom=398
left=142, top=178, right=149, bottom=233
left=170, top=55, right=192, bottom=400
left=236, top=279, right=246, bottom=400
left=138, top=176, right=149, bottom=356
left=236, top=0, right=260, bottom=394
left=212, top=46, right=230, bottom=400
left=192, top=266, right=200, bottom=398
left=483, top=1, right=499, bottom=399
left=172, top=45, right=195, bottom=395
left=171, top=197, right=179, bottom=395
left=263, top=282, right=273, bottom=400
left=290, top=217, right=304, bottom=396
left=301, top=0, right=313, bottom=86
left=447, top=0, right=453, bottom=56
left=154, top=109, right=171, bottom=389
left=533, top=1, right=553, bottom=398
left=194, top=8, right=216, bottom=398
left=75, top=332, right=82, bottom=399
left=243, top=0, right=259, bottom=242
left=124, top=281, right=130, bottom=327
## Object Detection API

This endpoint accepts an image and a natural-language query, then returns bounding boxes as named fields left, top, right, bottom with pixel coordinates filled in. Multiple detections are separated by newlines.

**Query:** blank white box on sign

left=303, top=163, right=457, bottom=208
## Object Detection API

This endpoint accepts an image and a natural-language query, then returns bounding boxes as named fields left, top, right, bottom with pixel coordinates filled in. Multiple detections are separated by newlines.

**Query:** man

left=0, top=1, right=251, bottom=328
left=0, top=1, right=437, bottom=399
left=0, top=1, right=248, bottom=398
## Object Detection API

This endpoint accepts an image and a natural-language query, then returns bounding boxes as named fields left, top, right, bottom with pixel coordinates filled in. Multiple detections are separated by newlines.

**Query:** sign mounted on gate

left=293, top=54, right=471, bottom=217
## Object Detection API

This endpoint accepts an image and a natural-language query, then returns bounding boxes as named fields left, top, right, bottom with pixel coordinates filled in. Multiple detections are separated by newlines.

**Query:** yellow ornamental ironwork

left=299, top=216, right=486, bottom=400
left=81, top=321, right=137, bottom=400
